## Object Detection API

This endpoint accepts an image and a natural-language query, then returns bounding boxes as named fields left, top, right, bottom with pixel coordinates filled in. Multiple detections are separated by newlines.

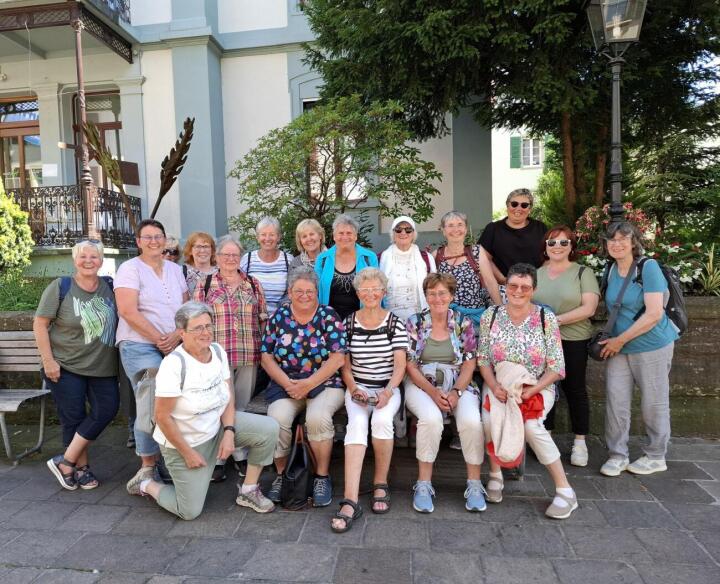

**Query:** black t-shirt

left=477, top=218, right=547, bottom=276
left=329, top=268, right=360, bottom=320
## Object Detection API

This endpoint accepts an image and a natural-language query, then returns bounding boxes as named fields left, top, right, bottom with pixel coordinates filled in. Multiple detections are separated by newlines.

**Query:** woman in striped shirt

left=331, top=268, right=408, bottom=533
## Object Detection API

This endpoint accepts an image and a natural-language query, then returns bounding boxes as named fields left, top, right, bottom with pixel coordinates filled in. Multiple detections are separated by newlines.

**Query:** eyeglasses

left=393, top=227, right=414, bottom=234
left=192, top=244, right=212, bottom=251
left=162, top=249, right=179, bottom=256
left=357, top=287, right=385, bottom=294
left=186, top=324, right=215, bottom=334
left=509, top=201, right=531, bottom=209
left=139, top=234, right=166, bottom=242
left=426, top=290, right=451, bottom=299
left=292, top=289, right=317, bottom=297
left=607, top=236, right=632, bottom=246
left=546, top=239, right=571, bottom=247
left=217, top=253, right=241, bottom=260
left=507, top=283, right=533, bottom=293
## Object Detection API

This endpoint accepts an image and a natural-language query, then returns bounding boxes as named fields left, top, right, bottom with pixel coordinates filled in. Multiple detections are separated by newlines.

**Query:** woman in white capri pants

left=331, top=268, right=408, bottom=533
left=405, top=273, right=485, bottom=514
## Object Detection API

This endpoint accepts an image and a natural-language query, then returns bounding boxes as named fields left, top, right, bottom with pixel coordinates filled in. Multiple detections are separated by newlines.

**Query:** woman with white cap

left=378, top=215, right=436, bottom=322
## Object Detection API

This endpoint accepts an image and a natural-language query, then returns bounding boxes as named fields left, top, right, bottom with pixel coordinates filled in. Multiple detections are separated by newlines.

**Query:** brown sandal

left=371, top=483, right=391, bottom=514
left=331, top=499, right=363, bottom=533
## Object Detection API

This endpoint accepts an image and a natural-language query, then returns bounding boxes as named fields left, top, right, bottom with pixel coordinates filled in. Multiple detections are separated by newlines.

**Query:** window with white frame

left=521, top=137, right=542, bottom=167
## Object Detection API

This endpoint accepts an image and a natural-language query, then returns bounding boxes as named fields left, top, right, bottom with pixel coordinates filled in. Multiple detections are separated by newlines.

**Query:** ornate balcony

left=85, top=0, right=131, bottom=25
left=8, top=185, right=141, bottom=249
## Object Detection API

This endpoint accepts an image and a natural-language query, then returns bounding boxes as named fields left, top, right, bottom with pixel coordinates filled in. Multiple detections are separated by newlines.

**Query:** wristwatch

left=223, top=425, right=236, bottom=433
left=452, top=387, right=464, bottom=397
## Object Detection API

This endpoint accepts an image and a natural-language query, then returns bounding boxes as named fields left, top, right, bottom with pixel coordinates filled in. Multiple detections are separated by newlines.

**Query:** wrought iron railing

left=9, top=185, right=141, bottom=249
left=85, top=0, right=131, bottom=25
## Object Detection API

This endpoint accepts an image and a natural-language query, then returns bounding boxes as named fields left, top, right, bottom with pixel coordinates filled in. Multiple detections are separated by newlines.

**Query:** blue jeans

left=119, top=341, right=164, bottom=457
left=43, top=369, right=119, bottom=447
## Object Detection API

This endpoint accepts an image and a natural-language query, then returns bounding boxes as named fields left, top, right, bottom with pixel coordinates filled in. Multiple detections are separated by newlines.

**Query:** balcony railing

left=85, top=0, right=131, bottom=25
left=9, top=185, right=141, bottom=249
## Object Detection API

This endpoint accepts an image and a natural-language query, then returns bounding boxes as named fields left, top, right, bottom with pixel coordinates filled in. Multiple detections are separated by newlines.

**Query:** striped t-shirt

left=240, top=250, right=293, bottom=314
left=345, top=311, right=408, bottom=389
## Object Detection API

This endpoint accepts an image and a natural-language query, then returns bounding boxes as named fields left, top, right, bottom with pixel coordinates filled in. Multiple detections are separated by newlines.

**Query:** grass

left=0, top=271, right=53, bottom=311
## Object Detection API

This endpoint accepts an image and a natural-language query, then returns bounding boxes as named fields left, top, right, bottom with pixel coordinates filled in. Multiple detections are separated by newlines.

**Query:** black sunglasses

left=393, top=227, right=414, bottom=234
left=509, top=201, right=531, bottom=209
left=163, top=248, right=180, bottom=256
left=546, top=239, right=571, bottom=247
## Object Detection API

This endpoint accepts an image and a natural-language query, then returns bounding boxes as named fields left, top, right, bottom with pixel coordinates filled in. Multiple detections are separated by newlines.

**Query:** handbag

left=588, top=260, right=637, bottom=361
left=133, top=368, right=160, bottom=435
left=280, top=419, right=317, bottom=510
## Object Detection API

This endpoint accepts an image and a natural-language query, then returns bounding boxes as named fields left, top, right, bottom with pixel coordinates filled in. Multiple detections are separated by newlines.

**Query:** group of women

left=34, top=187, right=677, bottom=527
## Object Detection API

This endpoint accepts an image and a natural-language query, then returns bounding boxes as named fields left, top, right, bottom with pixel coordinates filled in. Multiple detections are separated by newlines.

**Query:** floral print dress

left=260, top=304, right=347, bottom=403
left=477, top=304, right=565, bottom=383
left=436, top=244, right=491, bottom=309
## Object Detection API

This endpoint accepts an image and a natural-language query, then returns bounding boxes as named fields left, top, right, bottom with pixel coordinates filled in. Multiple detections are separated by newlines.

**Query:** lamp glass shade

left=586, top=0, right=647, bottom=48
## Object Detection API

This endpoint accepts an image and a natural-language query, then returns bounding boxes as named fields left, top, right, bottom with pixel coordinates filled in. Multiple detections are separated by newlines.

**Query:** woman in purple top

left=115, top=219, right=189, bottom=493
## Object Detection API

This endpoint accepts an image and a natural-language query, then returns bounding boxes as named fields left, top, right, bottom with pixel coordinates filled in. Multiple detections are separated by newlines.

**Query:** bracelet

left=223, top=425, right=236, bottom=433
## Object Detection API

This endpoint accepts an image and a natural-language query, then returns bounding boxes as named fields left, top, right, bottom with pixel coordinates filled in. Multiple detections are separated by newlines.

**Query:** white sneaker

left=600, top=457, right=629, bottom=477
left=570, top=443, right=589, bottom=467
left=627, top=456, right=667, bottom=475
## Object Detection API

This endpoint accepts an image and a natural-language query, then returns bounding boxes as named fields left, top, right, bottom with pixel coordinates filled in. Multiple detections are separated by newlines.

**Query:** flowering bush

left=573, top=203, right=709, bottom=294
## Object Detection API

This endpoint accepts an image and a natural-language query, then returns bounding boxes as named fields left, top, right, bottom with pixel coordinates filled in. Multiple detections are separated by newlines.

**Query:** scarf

left=379, top=244, right=430, bottom=313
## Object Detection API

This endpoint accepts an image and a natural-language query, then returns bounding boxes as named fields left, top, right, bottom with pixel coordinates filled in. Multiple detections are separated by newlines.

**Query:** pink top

left=115, top=257, right=188, bottom=345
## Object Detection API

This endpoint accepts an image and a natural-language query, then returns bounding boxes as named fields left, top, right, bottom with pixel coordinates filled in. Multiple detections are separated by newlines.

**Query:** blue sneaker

left=412, top=480, right=435, bottom=513
left=464, top=480, right=487, bottom=512
left=313, top=476, right=333, bottom=507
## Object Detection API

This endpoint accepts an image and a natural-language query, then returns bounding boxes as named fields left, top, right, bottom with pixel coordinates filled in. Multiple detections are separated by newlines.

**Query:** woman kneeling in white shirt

left=126, top=301, right=279, bottom=520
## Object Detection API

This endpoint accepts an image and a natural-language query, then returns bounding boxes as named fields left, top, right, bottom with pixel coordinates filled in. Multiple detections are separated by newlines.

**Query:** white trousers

left=344, top=388, right=401, bottom=446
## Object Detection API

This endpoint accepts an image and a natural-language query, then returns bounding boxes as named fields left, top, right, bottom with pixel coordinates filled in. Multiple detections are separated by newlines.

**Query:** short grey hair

left=332, top=213, right=359, bottom=234
left=175, top=301, right=213, bottom=330
left=601, top=221, right=645, bottom=258
left=506, top=188, right=534, bottom=206
left=353, top=267, right=388, bottom=291
left=255, top=216, right=281, bottom=236
left=71, top=239, right=104, bottom=260
left=439, top=210, right=468, bottom=230
left=216, top=234, right=244, bottom=257
left=287, top=265, right=319, bottom=291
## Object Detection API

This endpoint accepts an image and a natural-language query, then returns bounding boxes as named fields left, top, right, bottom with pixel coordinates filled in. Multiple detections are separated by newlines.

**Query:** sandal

left=371, top=483, right=391, bottom=514
left=330, top=499, right=363, bottom=533
left=47, top=455, right=78, bottom=491
left=76, top=465, right=100, bottom=490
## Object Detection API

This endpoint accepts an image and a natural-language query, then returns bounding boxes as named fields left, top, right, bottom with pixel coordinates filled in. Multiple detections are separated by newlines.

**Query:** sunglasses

left=509, top=201, right=531, bottom=209
left=393, top=227, right=414, bottom=234
left=162, top=249, right=179, bottom=256
left=546, top=239, right=571, bottom=247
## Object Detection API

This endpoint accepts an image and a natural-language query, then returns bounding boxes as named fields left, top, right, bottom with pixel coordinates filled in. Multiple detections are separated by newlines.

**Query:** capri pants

left=344, top=388, right=401, bottom=446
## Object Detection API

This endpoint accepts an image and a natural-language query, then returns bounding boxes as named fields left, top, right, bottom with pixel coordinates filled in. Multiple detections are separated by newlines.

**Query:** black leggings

left=545, top=339, right=590, bottom=435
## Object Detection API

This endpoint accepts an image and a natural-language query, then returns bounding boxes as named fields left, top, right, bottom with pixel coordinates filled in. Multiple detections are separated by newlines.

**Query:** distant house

left=491, top=129, right=545, bottom=214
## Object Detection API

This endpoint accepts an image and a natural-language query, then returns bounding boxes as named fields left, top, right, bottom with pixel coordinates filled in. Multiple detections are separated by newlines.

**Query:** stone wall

left=2, top=298, right=719, bottom=397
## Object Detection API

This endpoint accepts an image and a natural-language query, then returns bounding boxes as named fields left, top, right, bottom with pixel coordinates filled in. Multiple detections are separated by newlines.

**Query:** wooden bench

left=0, top=331, right=51, bottom=465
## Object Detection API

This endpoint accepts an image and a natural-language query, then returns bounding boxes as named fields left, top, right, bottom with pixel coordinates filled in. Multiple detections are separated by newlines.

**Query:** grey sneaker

left=126, top=465, right=155, bottom=496
left=600, top=457, right=629, bottom=477
left=236, top=484, right=275, bottom=513
left=267, top=475, right=283, bottom=503
left=449, top=434, right=462, bottom=450
left=485, top=475, right=504, bottom=504
left=545, top=491, right=578, bottom=520
left=627, top=456, right=667, bottom=475
left=570, top=442, right=589, bottom=467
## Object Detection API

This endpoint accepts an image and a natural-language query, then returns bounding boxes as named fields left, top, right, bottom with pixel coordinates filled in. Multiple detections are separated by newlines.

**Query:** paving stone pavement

left=0, top=426, right=718, bottom=583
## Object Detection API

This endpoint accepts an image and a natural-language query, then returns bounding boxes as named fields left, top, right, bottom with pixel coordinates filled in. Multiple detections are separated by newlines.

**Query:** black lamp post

left=586, top=0, right=647, bottom=225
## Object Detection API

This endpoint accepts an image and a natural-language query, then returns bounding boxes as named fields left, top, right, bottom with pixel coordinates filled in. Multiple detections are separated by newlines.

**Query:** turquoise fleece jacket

left=314, top=244, right=379, bottom=305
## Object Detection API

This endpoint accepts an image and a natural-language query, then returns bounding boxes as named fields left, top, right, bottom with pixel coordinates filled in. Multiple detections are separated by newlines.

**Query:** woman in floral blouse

left=404, top=273, right=486, bottom=514
left=477, top=263, right=577, bottom=520
left=194, top=235, right=267, bottom=482
left=260, top=266, right=347, bottom=508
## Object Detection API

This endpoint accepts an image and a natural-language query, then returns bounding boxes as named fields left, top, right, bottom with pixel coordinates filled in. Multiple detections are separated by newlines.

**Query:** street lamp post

left=586, top=0, right=647, bottom=225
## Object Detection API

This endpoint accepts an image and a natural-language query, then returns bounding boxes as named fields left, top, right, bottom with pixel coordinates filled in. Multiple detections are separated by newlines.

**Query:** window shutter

left=510, top=136, right=521, bottom=168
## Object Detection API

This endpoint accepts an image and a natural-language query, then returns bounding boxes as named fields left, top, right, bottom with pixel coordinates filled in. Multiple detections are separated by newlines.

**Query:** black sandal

left=371, top=483, right=391, bottom=514
left=47, top=455, right=78, bottom=491
left=76, top=465, right=100, bottom=490
left=331, top=499, right=363, bottom=533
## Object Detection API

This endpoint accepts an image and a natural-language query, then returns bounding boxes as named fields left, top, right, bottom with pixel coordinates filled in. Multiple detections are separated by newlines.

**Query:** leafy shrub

left=0, top=272, right=52, bottom=311
left=0, top=184, right=34, bottom=274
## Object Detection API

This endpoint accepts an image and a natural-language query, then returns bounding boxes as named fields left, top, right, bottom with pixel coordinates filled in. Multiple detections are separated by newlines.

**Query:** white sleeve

left=216, top=344, right=231, bottom=379
left=154, top=353, right=183, bottom=398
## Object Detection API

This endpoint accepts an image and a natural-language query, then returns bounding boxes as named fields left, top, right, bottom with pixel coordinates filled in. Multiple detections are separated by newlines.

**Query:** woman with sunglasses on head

left=534, top=226, right=600, bottom=467
left=115, top=219, right=189, bottom=493
left=182, top=232, right=218, bottom=296
left=477, top=189, right=547, bottom=305
left=194, top=235, right=268, bottom=482
left=378, top=216, right=436, bottom=322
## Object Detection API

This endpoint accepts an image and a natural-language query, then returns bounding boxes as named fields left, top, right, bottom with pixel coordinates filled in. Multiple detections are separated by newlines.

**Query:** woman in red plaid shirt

left=194, top=234, right=267, bottom=482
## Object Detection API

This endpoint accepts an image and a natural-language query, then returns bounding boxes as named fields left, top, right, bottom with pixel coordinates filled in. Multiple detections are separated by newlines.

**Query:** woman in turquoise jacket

left=315, top=214, right=378, bottom=319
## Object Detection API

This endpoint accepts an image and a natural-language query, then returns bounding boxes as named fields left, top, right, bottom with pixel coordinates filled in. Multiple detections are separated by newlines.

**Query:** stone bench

left=0, top=331, right=51, bottom=464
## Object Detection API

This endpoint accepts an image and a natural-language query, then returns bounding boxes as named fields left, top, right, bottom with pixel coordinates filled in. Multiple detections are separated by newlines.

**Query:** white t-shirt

left=153, top=343, right=231, bottom=448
